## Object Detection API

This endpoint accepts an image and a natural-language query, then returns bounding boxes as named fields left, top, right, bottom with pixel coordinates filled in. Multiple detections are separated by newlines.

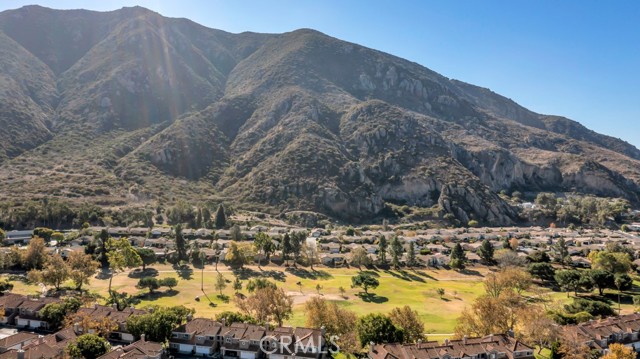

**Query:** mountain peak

left=0, top=6, right=638, bottom=225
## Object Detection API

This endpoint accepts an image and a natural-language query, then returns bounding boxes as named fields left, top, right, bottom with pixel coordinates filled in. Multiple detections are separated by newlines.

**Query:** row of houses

left=368, top=334, right=535, bottom=359
left=0, top=328, right=163, bottom=359
left=564, top=313, right=640, bottom=352
left=0, top=294, right=60, bottom=331
left=0, top=292, right=325, bottom=359
left=168, top=318, right=325, bottom=359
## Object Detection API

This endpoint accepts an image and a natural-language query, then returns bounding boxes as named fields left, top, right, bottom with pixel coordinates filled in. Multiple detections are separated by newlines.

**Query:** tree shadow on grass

left=258, top=270, right=286, bottom=282
left=137, top=289, right=179, bottom=301
left=411, top=270, right=438, bottom=281
left=357, top=292, right=389, bottom=303
left=382, top=269, right=425, bottom=282
left=173, top=265, right=193, bottom=280
left=285, top=268, right=333, bottom=280
left=232, top=268, right=259, bottom=280
left=459, top=268, right=482, bottom=276
left=128, top=268, right=159, bottom=278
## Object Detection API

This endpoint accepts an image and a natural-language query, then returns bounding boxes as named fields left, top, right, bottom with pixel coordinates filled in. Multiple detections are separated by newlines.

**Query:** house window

left=183, top=334, right=189, bottom=339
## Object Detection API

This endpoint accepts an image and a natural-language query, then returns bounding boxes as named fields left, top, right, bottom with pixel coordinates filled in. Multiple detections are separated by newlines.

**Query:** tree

left=450, top=243, right=466, bottom=270
left=454, top=293, right=524, bottom=337
left=236, top=286, right=293, bottom=326
left=126, top=306, right=193, bottom=342
left=499, top=267, right=532, bottom=295
left=587, top=269, right=615, bottom=296
left=356, top=314, right=403, bottom=346
left=290, top=232, right=305, bottom=265
left=528, top=262, right=556, bottom=282
left=378, top=235, right=388, bottom=265
left=602, top=343, right=635, bottom=359
left=137, top=277, right=160, bottom=293
left=65, top=311, right=118, bottom=338
left=436, top=288, right=445, bottom=299
left=135, top=248, right=156, bottom=271
left=28, top=253, right=69, bottom=290
left=201, top=207, right=212, bottom=229
left=303, top=297, right=359, bottom=355
left=233, top=277, right=242, bottom=294
left=477, top=239, right=495, bottom=265
left=407, top=242, right=417, bottom=267
left=390, top=236, right=403, bottom=268
left=68, top=252, right=99, bottom=291
left=67, top=334, right=111, bottom=359
left=282, top=233, right=292, bottom=264
left=0, top=280, right=13, bottom=292
left=468, top=220, right=479, bottom=228
left=174, top=224, right=187, bottom=261
left=559, top=330, right=594, bottom=359
left=230, top=225, right=243, bottom=241
left=527, top=251, right=551, bottom=263
left=508, top=238, right=519, bottom=251
left=351, top=272, right=379, bottom=294
left=246, top=278, right=276, bottom=293
left=315, top=283, right=322, bottom=294
left=554, top=238, right=570, bottom=265
left=495, top=249, right=526, bottom=268
left=215, top=272, right=227, bottom=296
left=515, top=305, right=560, bottom=348
left=215, top=204, right=227, bottom=229
left=589, top=251, right=632, bottom=274
left=388, top=306, right=424, bottom=343
left=555, top=270, right=590, bottom=296
left=254, top=232, right=274, bottom=267
left=0, top=228, right=5, bottom=244
left=350, top=247, right=371, bottom=269
left=160, top=277, right=178, bottom=290
left=215, top=311, right=257, bottom=325
left=40, top=303, right=70, bottom=330
left=225, top=241, right=253, bottom=268
left=22, top=236, right=47, bottom=270
left=106, top=237, right=142, bottom=293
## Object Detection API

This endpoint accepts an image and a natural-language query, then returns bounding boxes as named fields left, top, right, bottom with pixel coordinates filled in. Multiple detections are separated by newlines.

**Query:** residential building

left=368, top=335, right=534, bottom=359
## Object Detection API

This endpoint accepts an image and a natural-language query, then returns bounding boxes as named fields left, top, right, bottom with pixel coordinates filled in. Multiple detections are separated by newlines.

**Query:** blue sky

left=2, top=1, right=639, bottom=148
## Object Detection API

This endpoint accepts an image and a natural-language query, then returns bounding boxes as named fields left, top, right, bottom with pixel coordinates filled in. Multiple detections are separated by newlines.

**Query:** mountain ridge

left=0, top=5, right=638, bottom=225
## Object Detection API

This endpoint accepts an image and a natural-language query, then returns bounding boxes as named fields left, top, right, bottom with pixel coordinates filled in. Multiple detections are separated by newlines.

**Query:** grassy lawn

left=8, top=263, right=635, bottom=334
left=2, top=264, right=489, bottom=334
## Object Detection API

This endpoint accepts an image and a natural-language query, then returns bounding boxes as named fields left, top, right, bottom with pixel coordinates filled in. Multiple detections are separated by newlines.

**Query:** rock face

left=0, top=6, right=639, bottom=225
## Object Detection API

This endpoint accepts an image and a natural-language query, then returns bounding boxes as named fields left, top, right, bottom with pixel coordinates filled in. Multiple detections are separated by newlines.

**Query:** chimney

left=320, top=326, right=325, bottom=336
left=463, top=336, right=467, bottom=345
left=141, top=334, right=146, bottom=342
left=444, top=339, right=449, bottom=346
left=221, top=318, right=226, bottom=326
left=187, top=313, right=193, bottom=321
left=73, top=323, right=79, bottom=334
left=369, top=342, right=375, bottom=353
left=16, top=350, right=25, bottom=359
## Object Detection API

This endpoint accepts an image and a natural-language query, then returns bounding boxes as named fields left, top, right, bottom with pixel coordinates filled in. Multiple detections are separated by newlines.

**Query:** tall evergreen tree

left=201, top=207, right=212, bottom=229
left=477, top=239, right=495, bottom=264
left=215, top=204, right=227, bottom=229
left=407, top=242, right=417, bottom=267
left=378, top=235, right=388, bottom=265
left=282, top=233, right=292, bottom=263
left=390, top=236, right=403, bottom=268
left=450, top=243, right=467, bottom=269
left=174, top=224, right=187, bottom=261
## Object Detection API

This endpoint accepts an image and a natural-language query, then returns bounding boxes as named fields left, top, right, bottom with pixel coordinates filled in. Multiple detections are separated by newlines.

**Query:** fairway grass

left=2, top=264, right=488, bottom=333
left=10, top=264, right=635, bottom=335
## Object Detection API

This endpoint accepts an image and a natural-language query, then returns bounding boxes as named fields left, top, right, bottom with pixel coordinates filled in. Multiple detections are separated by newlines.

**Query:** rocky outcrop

left=0, top=6, right=639, bottom=225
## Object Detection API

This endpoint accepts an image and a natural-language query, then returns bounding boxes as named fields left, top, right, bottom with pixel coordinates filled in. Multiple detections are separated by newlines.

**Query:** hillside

left=0, top=5, right=639, bottom=225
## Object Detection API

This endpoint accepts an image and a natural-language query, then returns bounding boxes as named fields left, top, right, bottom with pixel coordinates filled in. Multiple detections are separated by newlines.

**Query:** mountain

left=0, top=5, right=638, bottom=225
